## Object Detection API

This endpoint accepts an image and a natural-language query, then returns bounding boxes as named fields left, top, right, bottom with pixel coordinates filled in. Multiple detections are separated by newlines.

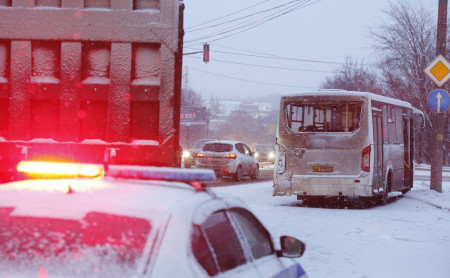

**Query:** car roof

left=203, top=140, right=242, bottom=145
left=0, top=177, right=204, bottom=220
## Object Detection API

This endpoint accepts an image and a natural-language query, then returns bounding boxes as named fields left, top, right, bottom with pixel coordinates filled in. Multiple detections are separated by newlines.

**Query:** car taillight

left=225, top=153, right=237, bottom=159
left=17, top=161, right=104, bottom=178
left=197, top=153, right=204, bottom=158
left=361, top=145, right=371, bottom=172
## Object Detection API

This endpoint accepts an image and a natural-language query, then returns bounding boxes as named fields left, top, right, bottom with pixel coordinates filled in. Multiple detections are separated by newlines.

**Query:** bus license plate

left=312, top=166, right=333, bottom=172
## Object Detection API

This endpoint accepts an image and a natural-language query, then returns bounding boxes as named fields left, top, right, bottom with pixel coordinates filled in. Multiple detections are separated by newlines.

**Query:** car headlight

left=254, top=152, right=259, bottom=158
left=269, top=152, right=275, bottom=159
left=182, top=150, right=191, bottom=158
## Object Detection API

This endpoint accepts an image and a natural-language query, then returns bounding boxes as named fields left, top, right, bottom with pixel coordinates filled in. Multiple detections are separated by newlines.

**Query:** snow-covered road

left=212, top=173, right=450, bottom=278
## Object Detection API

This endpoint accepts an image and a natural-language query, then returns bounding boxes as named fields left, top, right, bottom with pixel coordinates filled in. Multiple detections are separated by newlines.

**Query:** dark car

left=254, top=144, right=275, bottom=163
left=183, top=139, right=215, bottom=168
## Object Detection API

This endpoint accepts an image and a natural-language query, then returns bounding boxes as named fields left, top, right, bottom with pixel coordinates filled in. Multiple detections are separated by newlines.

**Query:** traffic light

left=203, top=43, right=210, bottom=63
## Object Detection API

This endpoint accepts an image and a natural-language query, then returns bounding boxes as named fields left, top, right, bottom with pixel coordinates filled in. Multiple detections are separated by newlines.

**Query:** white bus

left=273, top=90, right=424, bottom=205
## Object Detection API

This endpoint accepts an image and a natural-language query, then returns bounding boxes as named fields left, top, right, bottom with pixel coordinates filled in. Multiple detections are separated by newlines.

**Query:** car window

left=192, top=210, right=246, bottom=274
left=192, top=225, right=219, bottom=276
left=229, top=208, right=274, bottom=260
left=243, top=144, right=252, bottom=155
left=0, top=210, right=152, bottom=277
left=203, top=143, right=233, bottom=152
left=235, top=143, right=245, bottom=154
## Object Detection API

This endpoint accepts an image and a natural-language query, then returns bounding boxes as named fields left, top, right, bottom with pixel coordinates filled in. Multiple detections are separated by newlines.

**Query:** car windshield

left=0, top=208, right=152, bottom=278
left=202, top=143, right=233, bottom=152
left=256, top=145, right=273, bottom=152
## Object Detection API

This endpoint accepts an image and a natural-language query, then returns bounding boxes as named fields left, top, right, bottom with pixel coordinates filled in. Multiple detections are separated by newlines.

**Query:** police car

left=0, top=161, right=307, bottom=277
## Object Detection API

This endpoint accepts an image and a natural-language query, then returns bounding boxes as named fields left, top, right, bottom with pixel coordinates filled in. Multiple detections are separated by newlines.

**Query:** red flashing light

left=361, top=145, right=371, bottom=172
left=17, top=161, right=103, bottom=178
left=225, top=153, right=237, bottom=159
left=197, top=153, right=204, bottom=158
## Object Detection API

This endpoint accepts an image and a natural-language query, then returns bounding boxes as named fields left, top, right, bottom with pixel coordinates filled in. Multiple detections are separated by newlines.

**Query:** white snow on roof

left=282, top=90, right=420, bottom=111
left=30, top=76, right=60, bottom=84
left=81, top=139, right=108, bottom=144
left=28, top=138, right=59, bottom=143
left=82, top=77, right=110, bottom=85
left=205, top=139, right=241, bottom=145
left=0, top=178, right=198, bottom=220
left=131, top=139, right=159, bottom=146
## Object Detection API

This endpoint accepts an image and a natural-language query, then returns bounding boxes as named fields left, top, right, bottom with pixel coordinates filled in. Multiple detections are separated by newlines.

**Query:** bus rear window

left=286, top=102, right=362, bottom=133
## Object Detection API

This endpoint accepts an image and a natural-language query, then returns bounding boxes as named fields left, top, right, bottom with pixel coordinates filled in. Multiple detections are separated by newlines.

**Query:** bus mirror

left=413, top=113, right=425, bottom=128
left=412, top=108, right=425, bottom=128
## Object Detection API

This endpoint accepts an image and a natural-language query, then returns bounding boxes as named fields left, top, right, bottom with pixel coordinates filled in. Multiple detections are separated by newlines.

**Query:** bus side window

left=395, top=108, right=403, bottom=144
left=382, top=106, right=389, bottom=143
left=387, top=106, right=396, bottom=144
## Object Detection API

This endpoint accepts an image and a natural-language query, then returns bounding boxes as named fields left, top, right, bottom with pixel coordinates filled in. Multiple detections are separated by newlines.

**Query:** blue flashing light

left=108, top=165, right=216, bottom=182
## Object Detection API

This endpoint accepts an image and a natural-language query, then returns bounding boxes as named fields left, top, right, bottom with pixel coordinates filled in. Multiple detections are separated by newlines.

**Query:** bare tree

left=206, top=95, right=222, bottom=120
left=320, top=57, right=381, bottom=94
left=370, top=0, right=435, bottom=112
left=181, top=87, right=203, bottom=107
left=369, top=0, right=436, bottom=163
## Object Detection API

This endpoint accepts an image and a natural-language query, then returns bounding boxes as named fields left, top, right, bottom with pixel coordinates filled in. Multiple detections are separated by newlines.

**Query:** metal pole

left=430, top=0, right=447, bottom=193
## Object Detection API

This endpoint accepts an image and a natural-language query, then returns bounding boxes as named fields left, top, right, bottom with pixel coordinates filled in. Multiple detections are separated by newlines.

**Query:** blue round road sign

left=427, top=89, right=450, bottom=113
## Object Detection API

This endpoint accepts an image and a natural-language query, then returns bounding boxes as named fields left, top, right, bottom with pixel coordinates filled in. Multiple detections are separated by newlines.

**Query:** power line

left=187, top=66, right=318, bottom=88
left=185, top=0, right=272, bottom=30
left=183, top=46, right=346, bottom=65
left=185, top=0, right=319, bottom=44
left=184, top=55, right=337, bottom=73
left=185, top=1, right=312, bottom=43
left=186, top=0, right=307, bottom=33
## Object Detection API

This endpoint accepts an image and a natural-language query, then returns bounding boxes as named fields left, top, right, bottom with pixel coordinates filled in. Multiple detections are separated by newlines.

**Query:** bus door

left=372, top=113, right=383, bottom=188
left=403, top=117, right=413, bottom=188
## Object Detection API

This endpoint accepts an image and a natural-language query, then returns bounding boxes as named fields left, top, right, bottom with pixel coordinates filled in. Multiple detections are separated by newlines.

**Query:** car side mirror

left=278, top=235, right=305, bottom=258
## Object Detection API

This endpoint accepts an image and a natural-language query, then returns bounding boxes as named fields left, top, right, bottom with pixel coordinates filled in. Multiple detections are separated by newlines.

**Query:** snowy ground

left=212, top=169, right=450, bottom=278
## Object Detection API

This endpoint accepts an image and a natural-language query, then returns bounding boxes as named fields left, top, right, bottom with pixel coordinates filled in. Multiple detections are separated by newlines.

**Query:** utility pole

left=430, top=0, right=448, bottom=193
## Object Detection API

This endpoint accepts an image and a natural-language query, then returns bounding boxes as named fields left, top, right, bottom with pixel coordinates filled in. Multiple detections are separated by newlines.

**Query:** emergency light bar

left=17, top=161, right=216, bottom=182
left=17, top=161, right=103, bottom=178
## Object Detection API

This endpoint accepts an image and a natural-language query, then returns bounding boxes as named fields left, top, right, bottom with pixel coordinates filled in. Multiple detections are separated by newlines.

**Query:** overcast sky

left=182, top=0, right=436, bottom=101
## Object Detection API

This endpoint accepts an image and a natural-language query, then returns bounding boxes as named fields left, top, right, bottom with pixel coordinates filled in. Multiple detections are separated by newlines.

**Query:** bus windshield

left=286, top=102, right=362, bottom=133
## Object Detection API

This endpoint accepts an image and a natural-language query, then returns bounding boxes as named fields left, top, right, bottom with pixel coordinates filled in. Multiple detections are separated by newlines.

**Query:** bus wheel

left=299, top=196, right=324, bottom=206
left=379, top=173, right=391, bottom=205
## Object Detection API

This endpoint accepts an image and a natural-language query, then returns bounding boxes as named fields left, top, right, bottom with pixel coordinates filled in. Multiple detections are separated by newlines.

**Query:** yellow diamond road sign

left=425, top=55, right=450, bottom=87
